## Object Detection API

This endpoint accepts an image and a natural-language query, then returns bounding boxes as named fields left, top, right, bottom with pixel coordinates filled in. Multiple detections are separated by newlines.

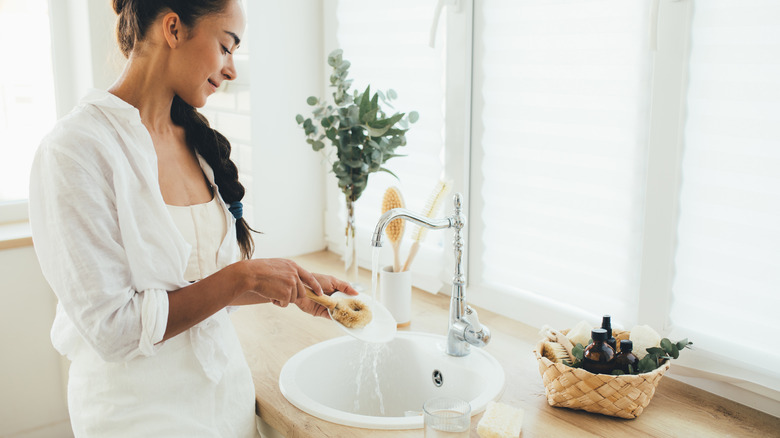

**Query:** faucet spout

left=371, top=208, right=453, bottom=248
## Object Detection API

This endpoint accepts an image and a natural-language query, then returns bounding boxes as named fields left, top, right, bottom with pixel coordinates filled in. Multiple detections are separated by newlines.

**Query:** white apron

left=66, top=196, right=259, bottom=437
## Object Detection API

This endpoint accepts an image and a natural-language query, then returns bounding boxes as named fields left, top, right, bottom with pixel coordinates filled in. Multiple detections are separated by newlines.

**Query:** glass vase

left=344, top=197, right=361, bottom=289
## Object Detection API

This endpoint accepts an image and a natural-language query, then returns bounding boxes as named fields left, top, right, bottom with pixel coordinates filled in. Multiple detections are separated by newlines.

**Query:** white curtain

left=473, top=0, right=653, bottom=324
left=670, top=0, right=780, bottom=387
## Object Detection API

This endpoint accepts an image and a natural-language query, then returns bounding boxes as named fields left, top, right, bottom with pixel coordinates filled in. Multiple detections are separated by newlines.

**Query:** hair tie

left=228, top=201, right=243, bottom=220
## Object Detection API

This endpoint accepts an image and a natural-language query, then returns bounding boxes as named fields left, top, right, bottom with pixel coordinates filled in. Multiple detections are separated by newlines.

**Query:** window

left=328, top=0, right=780, bottom=409
left=668, top=0, right=780, bottom=398
left=0, top=0, right=57, bottom=206
left=325, top=0, right=448, bottom=291
left=470, top=0, right=653, bottom=327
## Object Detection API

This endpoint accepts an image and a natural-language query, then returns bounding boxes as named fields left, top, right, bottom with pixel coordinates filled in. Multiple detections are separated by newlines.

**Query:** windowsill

left=0, top=220, right=33, bottom=250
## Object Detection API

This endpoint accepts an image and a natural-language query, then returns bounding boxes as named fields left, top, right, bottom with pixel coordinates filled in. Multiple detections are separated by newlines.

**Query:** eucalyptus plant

left=296, top=49, right=419, bottom=203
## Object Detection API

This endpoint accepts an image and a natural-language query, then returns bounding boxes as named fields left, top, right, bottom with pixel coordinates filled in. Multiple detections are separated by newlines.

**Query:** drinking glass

left=423, top=396, right=471, bottom=437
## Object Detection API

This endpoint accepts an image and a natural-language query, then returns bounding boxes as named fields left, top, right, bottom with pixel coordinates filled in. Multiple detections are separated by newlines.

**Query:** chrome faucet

left=371, top=193, right=491, bottom=356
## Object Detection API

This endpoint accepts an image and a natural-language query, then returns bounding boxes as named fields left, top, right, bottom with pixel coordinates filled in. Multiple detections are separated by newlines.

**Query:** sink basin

left=279, top=331, right=505, bottom=429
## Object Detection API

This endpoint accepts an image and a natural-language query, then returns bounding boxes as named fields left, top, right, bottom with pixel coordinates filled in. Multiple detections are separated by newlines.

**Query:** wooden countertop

left=231, top=251, right=780, bottom=438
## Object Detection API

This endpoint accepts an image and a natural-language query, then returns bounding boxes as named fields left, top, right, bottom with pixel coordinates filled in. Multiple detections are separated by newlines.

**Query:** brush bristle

left=411, top=180, right=451, bottom=241
left=543, top=341, right=572, bottom=364
left=382, top=187, right=405, bottom=243
left=332, top=298, right=373, bottom=329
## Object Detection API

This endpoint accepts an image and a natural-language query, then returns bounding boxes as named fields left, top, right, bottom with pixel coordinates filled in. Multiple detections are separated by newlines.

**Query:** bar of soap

left=477, top=401, right=524, bottom=438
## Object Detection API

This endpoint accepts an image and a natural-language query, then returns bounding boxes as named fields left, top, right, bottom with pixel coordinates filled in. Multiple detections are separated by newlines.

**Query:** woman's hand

left=236, top=258, right=324, bottom=307
left=293, top=273, right=359, bottom=318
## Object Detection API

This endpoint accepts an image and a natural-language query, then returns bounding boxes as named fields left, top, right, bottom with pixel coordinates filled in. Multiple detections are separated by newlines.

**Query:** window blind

left=473, top=0, right=653, bottom=324
left=332, top=0, right=448, bottom=282
left=670, top=0, right=780, bottom=378
left=0, top=0, right=56, bottom=202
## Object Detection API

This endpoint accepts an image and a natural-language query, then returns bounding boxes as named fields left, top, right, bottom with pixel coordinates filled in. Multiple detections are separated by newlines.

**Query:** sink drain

left=432, top=369, right=443, bottom=387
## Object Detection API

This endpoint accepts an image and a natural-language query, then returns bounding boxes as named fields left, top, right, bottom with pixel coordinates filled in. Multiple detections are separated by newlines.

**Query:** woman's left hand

left=294, top=273, right=359, bottom=318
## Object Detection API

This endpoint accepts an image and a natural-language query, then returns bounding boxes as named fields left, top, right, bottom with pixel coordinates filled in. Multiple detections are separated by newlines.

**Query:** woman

left=28, top=1, right=355, bottom=436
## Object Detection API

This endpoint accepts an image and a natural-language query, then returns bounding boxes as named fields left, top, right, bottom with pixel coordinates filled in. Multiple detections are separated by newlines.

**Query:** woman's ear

left=161, top=12, right=183, bottom=48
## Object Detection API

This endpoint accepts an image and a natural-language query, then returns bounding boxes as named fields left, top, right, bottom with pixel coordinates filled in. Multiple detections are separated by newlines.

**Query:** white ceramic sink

left=279, top=331, right=505, bottom=429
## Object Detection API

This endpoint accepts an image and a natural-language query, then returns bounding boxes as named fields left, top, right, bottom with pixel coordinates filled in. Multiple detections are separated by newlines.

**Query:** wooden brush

left=542, top=341, right=573, bottom=364
left=305, top=288, right=373, bottom=329
left=539, top=325, right=575, bottom=364
left=381, top=187, right=405, bottom=272
left=401, top=180, right=451, bottom=272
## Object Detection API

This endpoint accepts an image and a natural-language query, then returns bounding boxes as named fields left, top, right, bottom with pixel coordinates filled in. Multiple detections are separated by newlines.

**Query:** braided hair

left=113, top=0, right=256, bottom=259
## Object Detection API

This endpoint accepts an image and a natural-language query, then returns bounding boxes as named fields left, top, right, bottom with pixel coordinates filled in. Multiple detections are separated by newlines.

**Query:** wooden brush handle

left=401, top=241, right=420, bottom=272
left=305, top=288, right=336, bottom=309
left=551, top=329, right=575, bottom=360
left=392, top=241, right=402, bottom=272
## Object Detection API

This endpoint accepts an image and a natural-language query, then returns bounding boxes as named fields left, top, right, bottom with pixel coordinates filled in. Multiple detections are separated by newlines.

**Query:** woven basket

left=534, top=329, right=670, bottom=419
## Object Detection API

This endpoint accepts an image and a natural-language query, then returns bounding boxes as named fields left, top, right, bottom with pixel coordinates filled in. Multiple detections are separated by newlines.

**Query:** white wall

left=0, top=246, right=72, bottom=438
left=247, top=0, right=326, bottom=258
left=0, top=3, right=328, bottom=436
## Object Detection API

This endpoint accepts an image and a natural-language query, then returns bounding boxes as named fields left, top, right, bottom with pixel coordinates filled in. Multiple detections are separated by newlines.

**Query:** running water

left=353, top=342, right=387, bottom=415
left=352, top=246, right=388, bottom=415
left=371, top=246, right=381, bottom=301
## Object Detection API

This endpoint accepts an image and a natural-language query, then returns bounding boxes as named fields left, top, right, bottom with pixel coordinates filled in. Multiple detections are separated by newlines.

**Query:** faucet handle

left=463, top=306, right=491, bottom=347
left=464, top=305, right=482, bottom=331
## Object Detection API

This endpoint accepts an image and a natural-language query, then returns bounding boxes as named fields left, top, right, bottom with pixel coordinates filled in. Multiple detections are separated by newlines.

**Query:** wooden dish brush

left=304, top=288, right=373, bottom=329
left=381, top=187, right=406, bottom=272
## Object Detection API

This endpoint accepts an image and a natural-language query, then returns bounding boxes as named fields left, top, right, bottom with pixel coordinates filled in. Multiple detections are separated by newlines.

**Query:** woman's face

left=170, top=1, right=246, bottom=108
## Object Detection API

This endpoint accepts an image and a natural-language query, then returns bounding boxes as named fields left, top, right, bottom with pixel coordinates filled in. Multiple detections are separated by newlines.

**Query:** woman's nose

left=222, top=56, right=237, bottom=82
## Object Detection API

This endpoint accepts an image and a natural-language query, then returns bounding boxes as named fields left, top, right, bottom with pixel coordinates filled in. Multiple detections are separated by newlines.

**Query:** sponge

left=477, top=401, right=524, bottom=438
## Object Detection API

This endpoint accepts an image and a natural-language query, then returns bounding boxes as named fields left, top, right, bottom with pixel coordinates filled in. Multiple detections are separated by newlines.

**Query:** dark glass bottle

left=583, top=328, right=615, bottom=374
left=614, top=340, right=640, bottom=374
left=601, top=315, right=617, bottom=351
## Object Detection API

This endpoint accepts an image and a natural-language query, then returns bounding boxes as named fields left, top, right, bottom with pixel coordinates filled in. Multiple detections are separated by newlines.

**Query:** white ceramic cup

left=379, top=265, right=411, bottom=327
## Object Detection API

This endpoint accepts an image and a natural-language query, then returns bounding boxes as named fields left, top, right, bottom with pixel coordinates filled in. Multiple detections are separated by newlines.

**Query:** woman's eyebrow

left=224, top=30, right=241, bottom=47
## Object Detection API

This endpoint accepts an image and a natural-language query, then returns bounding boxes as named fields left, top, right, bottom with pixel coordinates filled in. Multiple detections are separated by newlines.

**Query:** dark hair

left=113, top=0, right=229, bottom=57
left=113, top=0, right=256, bottom=259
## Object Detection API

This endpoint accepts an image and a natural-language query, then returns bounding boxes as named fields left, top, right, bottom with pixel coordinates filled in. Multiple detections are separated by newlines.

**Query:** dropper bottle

left=614, top=340, right=639, bottom=374
left=601, top=315, right=617, bottom=351
left=583, top=328, right=615, bottom=375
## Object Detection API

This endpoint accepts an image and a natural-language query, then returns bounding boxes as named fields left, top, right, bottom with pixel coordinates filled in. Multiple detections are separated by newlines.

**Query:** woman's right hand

left=236, top=258, right=324, bottom=307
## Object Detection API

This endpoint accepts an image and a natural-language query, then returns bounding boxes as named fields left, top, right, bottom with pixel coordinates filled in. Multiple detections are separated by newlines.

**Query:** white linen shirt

left=29, top=89, right=241, bottom=381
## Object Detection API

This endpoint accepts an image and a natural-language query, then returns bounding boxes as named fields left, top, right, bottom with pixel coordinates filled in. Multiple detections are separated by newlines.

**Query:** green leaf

left=312, top=140, right=325, bottom=151
left=371, top=92, right=379, bottom=110
left=381, top=153, right=407, bottom=163
left=612, top=369, right=625, bottom=376
left=303, top=118, right=316, bottom=136
left=295, top=114, right=304, bottom=124
left=361, top=107, right=379, bottom=124
left=637, top=354, right=658, bottom=373
left=378, top=167, right=399, bottom=180
left=327, top=49, right=343, bottom=67
left=408, top=111, right=419, bottom=123
left=669, top=344, right=680, bottom=359
left=676, top=339, right=690, bottom=350
left=646, top=347, right=665, bottom=356
left=306, top=96, right=318, bottom=106
left=572, top=343, right=585, bottom=362
left=364, top=124, right=392, bottom=138
left=359, top=85, right=371, bottom=117
left=387, top=89, right=398, bottom=99
left=338, top=60, right=351, bottom=73
left=660, top=338, right=674, bottom=355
